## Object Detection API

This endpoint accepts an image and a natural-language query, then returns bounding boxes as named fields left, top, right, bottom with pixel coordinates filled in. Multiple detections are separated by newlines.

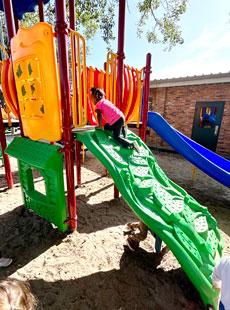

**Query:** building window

left=199, top=106, right=217, bottom=128
left=148, top=97, right=153, bottom=111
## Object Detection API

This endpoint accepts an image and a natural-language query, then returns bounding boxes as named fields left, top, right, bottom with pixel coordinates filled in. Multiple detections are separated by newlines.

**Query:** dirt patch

left=0, top=150, right=229, bottom=310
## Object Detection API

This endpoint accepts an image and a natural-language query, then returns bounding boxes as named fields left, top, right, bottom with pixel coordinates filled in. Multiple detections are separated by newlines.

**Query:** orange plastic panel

left=11, top=22, right=62, bottom=141
left=1, top=59, right=19, bottom=118
left=123, top=65, right=133, bottom=117
left=127, top=68, right=143, bottom=125
left=8, top=60, right=19, bottom=118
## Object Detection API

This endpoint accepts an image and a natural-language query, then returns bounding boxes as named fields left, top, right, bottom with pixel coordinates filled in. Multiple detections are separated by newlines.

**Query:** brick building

left=147, top=73, right=230, bottom=158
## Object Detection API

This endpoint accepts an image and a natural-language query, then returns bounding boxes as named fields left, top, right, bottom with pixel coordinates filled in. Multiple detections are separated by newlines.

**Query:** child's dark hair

left=90, top=87, right=105, bottom=101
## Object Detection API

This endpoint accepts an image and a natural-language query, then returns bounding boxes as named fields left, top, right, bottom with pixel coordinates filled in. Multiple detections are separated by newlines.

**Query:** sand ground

left=0, top=149, right=230, bottom=310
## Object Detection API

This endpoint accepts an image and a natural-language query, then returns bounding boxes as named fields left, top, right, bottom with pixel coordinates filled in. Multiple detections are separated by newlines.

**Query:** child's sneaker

left=0, top=257, right=12, bottom=267
left=127, top=237, right=140, bottom=251
left=132, top=141, right=140, bottom=153
left=122, top=125, right=128, bottom=138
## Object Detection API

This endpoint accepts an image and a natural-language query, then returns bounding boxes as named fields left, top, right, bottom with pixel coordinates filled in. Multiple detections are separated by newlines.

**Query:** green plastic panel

left=6, top=137, right=61, bottom=170
left=6, top=137, right=67, bottom=232
left=76, top=128, right=223, bottom=309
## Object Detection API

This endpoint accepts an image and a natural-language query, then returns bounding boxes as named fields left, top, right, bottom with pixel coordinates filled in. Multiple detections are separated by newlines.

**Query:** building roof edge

left=150, top=72, right=230, bottom=88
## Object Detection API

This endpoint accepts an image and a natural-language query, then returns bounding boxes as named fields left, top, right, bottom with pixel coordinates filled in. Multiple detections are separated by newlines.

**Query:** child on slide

left=90, top=87, right=140, bottom=153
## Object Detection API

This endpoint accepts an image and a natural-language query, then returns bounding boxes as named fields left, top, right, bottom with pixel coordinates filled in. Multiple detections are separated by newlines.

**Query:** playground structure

left=0, top=0, right=223, bottom=308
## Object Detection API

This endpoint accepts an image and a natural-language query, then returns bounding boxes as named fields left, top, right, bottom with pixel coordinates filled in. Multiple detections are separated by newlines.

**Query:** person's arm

left=95, top=109, right=103, bottom=129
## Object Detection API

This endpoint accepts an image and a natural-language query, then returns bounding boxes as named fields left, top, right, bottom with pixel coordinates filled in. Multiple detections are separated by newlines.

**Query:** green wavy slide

left=75, top=128, right=223, bottom=309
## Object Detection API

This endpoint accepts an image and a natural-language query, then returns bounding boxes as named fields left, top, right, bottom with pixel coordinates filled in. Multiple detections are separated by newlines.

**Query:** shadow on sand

left=0, top=206, right=67, bottom=278
left=28, top=246, right=203, bottom=310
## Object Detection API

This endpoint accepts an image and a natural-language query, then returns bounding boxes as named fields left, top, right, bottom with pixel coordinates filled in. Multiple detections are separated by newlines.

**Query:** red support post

left=69, top=0, right=81, bottom=186
left=38, top=0, right=45, bottom=22
left=0, top=0, right=15, bottom=189
left=113, top=0, right=126, bottom=199
left=0, top=109, right=13, bottom=188
left=75, top=140, right=81, bottom=185
left=69, top=0, right=75, bottom=29
left=2, top=0, right=24, bottom=137
left=103, top=62, right=108, bottom=176
left=116, top=0, right=126, bottom=110
left=141, top=53, right=151, bottom=142
left=14, top=15, right=19, bottom=32
left=2, top=0, right=15, bottom=41
left=55, top=0, right=77, bottom=230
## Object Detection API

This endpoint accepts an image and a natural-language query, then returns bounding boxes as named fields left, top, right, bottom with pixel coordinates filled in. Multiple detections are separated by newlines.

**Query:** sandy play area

left=0, top=147, right=230, bottom=310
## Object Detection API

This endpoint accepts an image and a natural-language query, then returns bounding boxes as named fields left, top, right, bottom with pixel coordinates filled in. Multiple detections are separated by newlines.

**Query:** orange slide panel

left=1, top=59, right=19, bottom=118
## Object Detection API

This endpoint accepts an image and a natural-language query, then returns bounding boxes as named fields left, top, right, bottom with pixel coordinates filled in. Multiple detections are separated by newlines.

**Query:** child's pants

left=219, top=301, right=225, bottom=310
left=104, top=117, right=134, bottom=148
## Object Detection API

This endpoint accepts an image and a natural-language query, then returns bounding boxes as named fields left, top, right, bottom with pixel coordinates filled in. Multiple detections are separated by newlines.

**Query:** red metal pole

left=0, top=110, right=13, bottom=188
left=55, top=0, right=77, bottom=230
left=75, top=140, right=81, bottom=185
left=103, top=61, right=109, bottom=176
left=2, top=0, right=24, bottom=137
left=113, top=0, right=126, bottom=199
left=38, top=0, right=45, bottom=22
left=69, top=0, right=82, bottom=186
left=69, top=3, right=80, bottom=125
left=14, top=15, right=19, bottom=32
left=141, top=53, right=151, bottom=142
left=2, top=0, right=15, bottom=41
left=0, top=0, right=15, bottom=189
left=69, top=0, right=75, bottom=29
left=116, top=0, right=125, bottom=110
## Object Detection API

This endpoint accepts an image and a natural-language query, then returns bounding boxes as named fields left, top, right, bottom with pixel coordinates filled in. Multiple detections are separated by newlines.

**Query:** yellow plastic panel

left=70, top=29, right=87, bottom=127
left=106, top=52, right=117, bottom=105
left=11, top=22, right=62, bottom=141
left=98, top=70, right=105, bottom=89
left=123, top=65, right=133, bottom=118
left=128, top=68, right=143, bottom=126
left=88, top=66, right=97, bottom=121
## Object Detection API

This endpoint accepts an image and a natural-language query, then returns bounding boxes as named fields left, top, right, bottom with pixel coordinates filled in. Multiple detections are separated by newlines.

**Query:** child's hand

left=206, top=305, right=214, bottom=310
left=126, top=222, right=140, bottom=231
left=212, top=285, right=221, bottom=290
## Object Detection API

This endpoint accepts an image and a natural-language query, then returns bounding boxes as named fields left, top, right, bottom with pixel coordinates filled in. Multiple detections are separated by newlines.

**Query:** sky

left=86, top=0, right=230, bottom=80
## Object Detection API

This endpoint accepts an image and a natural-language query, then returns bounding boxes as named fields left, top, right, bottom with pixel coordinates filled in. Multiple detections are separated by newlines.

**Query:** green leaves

left=75, top=0, right=116, bottom=49
left=137, top=0, right=188, bottom=50
left=20, top=1, right=117, bottom=52
left=17, top=0, right=188, bottom=54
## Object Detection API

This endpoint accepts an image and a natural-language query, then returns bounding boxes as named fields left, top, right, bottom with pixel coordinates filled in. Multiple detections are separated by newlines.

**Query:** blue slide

left=147, top=112, right=230, bottom=187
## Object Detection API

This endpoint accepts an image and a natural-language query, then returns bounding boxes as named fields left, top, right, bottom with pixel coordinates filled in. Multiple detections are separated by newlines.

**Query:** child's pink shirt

left=95, top=98, right=124, bottom=125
